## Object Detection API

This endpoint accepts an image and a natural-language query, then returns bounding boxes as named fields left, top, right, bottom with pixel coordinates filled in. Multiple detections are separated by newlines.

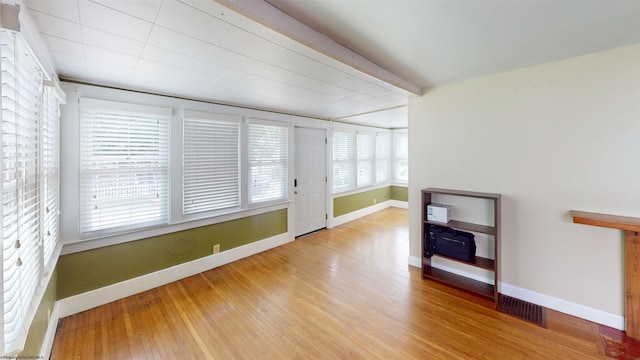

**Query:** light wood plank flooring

left=51, top=208, right=606, bottom=359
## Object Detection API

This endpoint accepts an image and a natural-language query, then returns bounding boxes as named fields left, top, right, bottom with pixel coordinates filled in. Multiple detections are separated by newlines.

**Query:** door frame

left=293, top=126, right=329, bottom=237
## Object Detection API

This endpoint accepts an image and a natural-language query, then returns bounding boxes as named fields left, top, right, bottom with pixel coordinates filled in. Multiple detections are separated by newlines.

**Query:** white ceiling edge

left=216, top=0, right=421, bottom=96
left=60, top=76, right=338, bottom=121
left=337, top=106, right=408, bottom=129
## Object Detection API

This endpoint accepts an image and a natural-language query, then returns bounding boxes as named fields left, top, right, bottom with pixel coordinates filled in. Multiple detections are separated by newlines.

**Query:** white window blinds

left=333, top=129, right=396, bottom=192
left=248, top=120, right=289, bottom=205
left=356, top=133, right=374, bottom=187
left=394, top=133, right=408, bottom=183
left=183, top=111, right=240, bottom=216
left=41, top=86, right=60, bottom=266
left=376, top=133, right=391, bottom=185
left=1, top=29, right=62, bottom=356
left=79, top=98, right=171, bottom=238
left=332, top=131, right=354, bottom=193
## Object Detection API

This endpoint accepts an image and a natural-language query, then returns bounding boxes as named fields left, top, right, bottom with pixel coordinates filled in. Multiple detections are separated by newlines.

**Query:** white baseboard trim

left=329, top=200, right=407, bottom=228
left=40, top=302, right=62, bottom=360
left=500, top=283, right=624, bottom=331
left=407, top=255, right=624, bottom=330
left=389, top=200, right=408, bottom=209
left=56, top=232, right=292, bottom=319
left=330, top=201, right=392, bottom=228
left=432, top=261, right=495, bottom=285
left=408, top=255, right=421, bottom=268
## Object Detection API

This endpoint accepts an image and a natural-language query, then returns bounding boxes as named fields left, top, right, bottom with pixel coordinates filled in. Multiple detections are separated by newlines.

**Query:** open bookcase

left=422, top=188, right=501, bottom=304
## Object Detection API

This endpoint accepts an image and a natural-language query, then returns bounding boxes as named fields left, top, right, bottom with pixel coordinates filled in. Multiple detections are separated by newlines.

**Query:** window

left=394, top=132, right=408, bottom=183
left=1, top=29, right=62, bottom=356
left=73, top=103, right=293, bottom=241
left=332, top=130, right=355, bottom=193
left=1, top=30, right=42, bottom=355
left=333, top=129, right=393, bottom=193
left=79, top=98, right=171, bottom=238
left=183, top=111, right=240, bottom=216
left=375, top=133, right=391, bottom=185
left=42, top=86, right=60, bottom=266
left=356, top=133, right=374, bottom=187
left=248, top=119, right=289, bottom=205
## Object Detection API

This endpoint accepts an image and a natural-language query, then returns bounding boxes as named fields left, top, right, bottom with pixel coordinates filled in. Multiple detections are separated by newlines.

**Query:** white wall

left=409, top=44, right=640, bottom=320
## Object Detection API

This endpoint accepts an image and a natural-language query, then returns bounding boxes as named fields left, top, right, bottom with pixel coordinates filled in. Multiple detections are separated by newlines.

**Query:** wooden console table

left=571, top=210, right=640, bottom=339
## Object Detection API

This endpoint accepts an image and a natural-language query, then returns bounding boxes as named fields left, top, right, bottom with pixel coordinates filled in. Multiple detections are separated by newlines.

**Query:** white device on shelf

left=427, top=203, right=451, bottom=223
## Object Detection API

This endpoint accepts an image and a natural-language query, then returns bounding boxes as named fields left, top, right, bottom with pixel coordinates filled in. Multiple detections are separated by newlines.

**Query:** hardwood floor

left=51, top=208, right=607, bottom=359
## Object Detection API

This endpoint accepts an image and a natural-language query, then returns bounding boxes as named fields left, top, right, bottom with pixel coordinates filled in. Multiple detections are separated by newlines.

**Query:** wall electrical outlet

left=374, top=198, right=377, bottom=204
left=213, top=244, right=220, bottom=254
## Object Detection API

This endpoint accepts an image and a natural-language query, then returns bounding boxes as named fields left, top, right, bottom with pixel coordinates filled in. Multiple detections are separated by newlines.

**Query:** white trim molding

left=500, top=282, right=624, bottom=331
left=408, top=255, right=422, bottom=268
left=407, top=255, right=624, bottom=330
left=389, top=200, right=408, bottom=209
left=62, top=203, right=289, bottom=255
left=330, top=200, right=390, bottom=228
left=330, top=200, right=408, bottom=228
left=55, top=233, right=291, bottom=318
left=40, top=302, right=61, bottom=360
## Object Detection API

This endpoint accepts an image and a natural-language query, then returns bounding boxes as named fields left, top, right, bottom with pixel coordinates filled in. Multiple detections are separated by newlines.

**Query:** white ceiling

left=268, top=0, right=640, bottom=89
left=22, top=0, right=640, bottom=129
left=23, top=0, right=412, bottom=127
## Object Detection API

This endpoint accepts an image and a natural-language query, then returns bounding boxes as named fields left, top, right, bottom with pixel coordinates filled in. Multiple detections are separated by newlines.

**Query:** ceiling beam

left=216, top=0, right=422, bottom=96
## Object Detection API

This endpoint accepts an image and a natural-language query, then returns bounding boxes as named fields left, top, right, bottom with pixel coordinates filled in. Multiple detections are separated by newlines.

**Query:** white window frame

left=393, top=130, right=409, bottom=184
left=375, top=132, right=391, bottom=185
left=246, top=118, right=291, bottom=207
left=332, top=129, right=356, bottom=193
left=333, top=126, right=395, bottom=194
left=78, top=98, right=171, bottom=239
left=356, top=132, right=375, bottom=188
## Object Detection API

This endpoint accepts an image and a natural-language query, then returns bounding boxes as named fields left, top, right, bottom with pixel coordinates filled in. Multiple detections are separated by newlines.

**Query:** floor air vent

left=498, top=294, right=547, bottom=328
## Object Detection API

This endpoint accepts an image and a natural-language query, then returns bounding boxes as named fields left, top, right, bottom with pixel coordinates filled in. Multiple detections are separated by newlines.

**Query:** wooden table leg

left=569, top=211, right=640, bottom=339
left=626, top=230, right=640, bottom=339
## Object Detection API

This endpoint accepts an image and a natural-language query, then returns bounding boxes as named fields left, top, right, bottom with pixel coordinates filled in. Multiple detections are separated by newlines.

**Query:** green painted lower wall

left=333, top=187, right=392, bottom=217
left=391, top=185, right=408, bottom=202
left=333, top=186, right=408, bottom=217
left=21, top=268, right=57, bottom=357
left=57, top=209, right=288, bottom=299
left=21, top=190, right=406, bottom=355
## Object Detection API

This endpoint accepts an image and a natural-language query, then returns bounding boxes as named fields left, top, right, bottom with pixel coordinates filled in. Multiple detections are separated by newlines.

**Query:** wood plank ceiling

left=23, top=0, right=413, bottom=127
left=22, top=0, right=640, bottom=128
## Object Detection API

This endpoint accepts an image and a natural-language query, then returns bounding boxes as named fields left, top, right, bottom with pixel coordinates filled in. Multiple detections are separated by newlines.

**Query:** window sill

left=332, top=183, right=394, bottom=198
left=62, top=202, right=290, bottom=255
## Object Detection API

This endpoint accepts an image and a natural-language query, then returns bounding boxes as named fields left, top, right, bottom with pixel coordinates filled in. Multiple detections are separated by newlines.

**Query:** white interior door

left=295, top=127, right=327, bottom=237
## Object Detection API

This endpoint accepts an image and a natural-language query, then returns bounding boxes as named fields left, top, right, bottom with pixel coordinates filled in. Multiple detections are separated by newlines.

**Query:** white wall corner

left=408, top=255, right=421, bottom=268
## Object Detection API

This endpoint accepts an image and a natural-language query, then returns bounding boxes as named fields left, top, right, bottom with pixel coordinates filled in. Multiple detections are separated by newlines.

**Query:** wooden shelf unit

left=422, top=188, right=501, bottom=304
